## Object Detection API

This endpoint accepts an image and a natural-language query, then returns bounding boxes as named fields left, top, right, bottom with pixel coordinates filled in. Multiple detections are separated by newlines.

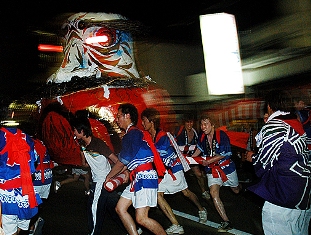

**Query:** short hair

left=75, top=110, right=90, bottom=119
left=265, top=90, right=292, bottom=112
left=71, top=117, right=92, bottom=137
left=141, top=108, right=160, bottom=129
left=183, top=112, right=195, bottom=122
left=199, top=115, right=215, bottom=127
left=118, top=103, right=138, bottom=126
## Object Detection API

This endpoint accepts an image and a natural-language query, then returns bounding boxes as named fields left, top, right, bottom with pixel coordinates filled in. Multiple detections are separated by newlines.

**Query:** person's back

left=246, top=90, right=311, bottom=235
left=0, top=127, right=42, bottom=234
left=249, top=112, right=311, bottom=209
left=29, top=138, right=54, bottom=235
left=33, top=138, right=54, bottom=195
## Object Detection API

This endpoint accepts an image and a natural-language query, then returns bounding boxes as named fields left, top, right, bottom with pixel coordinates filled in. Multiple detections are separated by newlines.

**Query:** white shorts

left=207, top=170, right=239, bottom=188
left=158, top=170, right=188, bottom=194
left=121, top=184, right=158, bottom=209
left=2, top=214, right=30, bottom=235
left=34, top=184, right=51, bottom=199
left=262, top=201, right=311, bottom=235
left=72, top=168, right=88, bottom=175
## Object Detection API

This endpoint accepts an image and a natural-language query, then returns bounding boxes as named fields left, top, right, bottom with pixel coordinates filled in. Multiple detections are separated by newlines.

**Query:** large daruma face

left=47, top=12, right=140, bottom=83
left=38, top=12, right=176, bottom=166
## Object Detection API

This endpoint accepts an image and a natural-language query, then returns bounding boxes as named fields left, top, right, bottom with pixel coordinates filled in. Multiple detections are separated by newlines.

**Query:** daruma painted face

left=47, top=12, right=140, bottom=83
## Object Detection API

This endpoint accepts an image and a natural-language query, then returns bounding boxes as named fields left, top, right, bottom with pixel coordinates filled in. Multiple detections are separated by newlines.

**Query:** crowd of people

left=0, top=90, right=311, bottom=235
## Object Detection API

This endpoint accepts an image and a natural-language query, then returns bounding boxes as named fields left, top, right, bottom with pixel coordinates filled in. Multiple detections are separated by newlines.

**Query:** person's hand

left=81, top=163, right=90, bottom=170
left=263, top=113, right=269, bottom=123
left=123, top=170, right=130, bottom=183
left=202, top=159, right=209, bottom=166
left=245, top=151, right=255, bottom=162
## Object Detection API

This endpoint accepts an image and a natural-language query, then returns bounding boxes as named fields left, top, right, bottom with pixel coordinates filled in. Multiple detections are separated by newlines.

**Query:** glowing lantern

left=199, top=13, right=244, bottom=95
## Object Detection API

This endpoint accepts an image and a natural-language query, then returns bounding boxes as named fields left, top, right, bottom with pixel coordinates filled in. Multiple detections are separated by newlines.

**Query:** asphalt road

left=32, top=164, right=268, bottom=235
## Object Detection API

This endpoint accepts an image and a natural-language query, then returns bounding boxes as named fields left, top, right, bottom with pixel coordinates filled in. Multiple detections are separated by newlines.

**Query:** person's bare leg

left=135, top=207, right=167, bottom=235
left=13, top=227, right=21, bottom=235
left=181, top=188, right=204, bottom=211
left=82, top=172, right=90, bottom=191
left=192, top=165, right=208, bottom=193
left=231, top=184, right=241, bottom=194
left=157, top=192, right=179, bottom=225
left=115, top=197, right=138, bottom=235
left=210, top=184, right=229, bottom=221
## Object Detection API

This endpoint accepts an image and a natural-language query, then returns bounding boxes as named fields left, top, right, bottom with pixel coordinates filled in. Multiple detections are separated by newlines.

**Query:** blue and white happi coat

left=249, top=111, right=311, bottom=210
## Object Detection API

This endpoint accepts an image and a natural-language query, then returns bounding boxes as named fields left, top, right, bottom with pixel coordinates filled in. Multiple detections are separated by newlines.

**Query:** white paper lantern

left=200, top=13, right=244, bottom=95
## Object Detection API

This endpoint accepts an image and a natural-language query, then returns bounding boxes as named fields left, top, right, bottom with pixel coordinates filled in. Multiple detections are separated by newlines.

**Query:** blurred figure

left=191, top=115, right=241, bottom=233
left=141, top=108, right=207, bottom=234
left=294, top=99, right=309, bottom=123
left=246, top=91, right=311, bottom=235
left=294, top=98, right=311, bottom=157
left=71, top=116, right=128, bottom=235
left=174, top=113, right=210, bottom=201
left=54, top=166, right=91, bottom=195
left=105, top=103, right=167, bottom=235
left=28, top=138, right=54, bottom=235
left=53, top=110, right=92, bottom=195
left=0, top=98, right=42, bottom=235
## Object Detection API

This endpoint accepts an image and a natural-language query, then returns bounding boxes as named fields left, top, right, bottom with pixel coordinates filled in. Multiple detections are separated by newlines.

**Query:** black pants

left=87, top=182, right=126, bottom=235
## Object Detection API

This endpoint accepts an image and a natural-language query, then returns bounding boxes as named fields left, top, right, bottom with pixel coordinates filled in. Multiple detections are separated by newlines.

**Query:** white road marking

left=172, top=209, right=253, bottom=235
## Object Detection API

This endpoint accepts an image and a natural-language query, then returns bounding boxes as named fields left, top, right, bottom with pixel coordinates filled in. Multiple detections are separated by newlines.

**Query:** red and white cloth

left=104, top=172, right=126, bottom=192
left=185, top=156, right=206, bottom=165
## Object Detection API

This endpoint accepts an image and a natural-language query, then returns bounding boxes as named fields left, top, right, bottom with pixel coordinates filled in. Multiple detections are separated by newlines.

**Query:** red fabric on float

left=217, top=126, right=250, bottom=150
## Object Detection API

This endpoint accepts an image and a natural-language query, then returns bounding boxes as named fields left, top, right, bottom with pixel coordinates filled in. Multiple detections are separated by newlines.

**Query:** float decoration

left=35, top=12, right=175, bottom=166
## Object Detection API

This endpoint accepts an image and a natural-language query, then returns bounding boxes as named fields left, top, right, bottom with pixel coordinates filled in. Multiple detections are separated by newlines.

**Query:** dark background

left=0, top=0, right=277, bottom=100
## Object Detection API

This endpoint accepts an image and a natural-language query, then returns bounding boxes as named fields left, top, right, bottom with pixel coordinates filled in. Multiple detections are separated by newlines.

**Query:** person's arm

left=107, top=153, right=129, bottom=183
left=191, top=147, right=202, bottom=157
left=105, top=159, right=127, bottom=183
left=80, top=151, right=90, bottom=170
left=202, top=130, right=228, bottom=166
left=202, top=155, right=224, bottom=166
left=80, top=151, right=89, bottom=169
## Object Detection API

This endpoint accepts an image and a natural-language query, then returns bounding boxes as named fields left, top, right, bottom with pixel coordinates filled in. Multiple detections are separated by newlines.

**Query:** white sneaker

left=218, top=221, right=232, bottom=232
left=54, top=181, right=61, bottom=193
left=126, top=227, right=143, bottom=235
left=199, top=207, right=208, bottom=224
left=202, top=191, right=210, bottom=200
left=137, top=228, right=143, bottom=234
left=85, top=190, right=91, bottom=196
left=165, top=224, right=184, bottom=234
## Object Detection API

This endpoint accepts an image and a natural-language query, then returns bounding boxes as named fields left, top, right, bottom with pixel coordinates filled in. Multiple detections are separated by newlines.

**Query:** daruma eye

left=85, top=28, right=116, bottom=47
left=78, top=21, right=86, bottom=30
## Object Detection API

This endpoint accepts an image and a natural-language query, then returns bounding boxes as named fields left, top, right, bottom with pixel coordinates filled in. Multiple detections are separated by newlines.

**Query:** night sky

left=0, top=0, right=277, bottom=100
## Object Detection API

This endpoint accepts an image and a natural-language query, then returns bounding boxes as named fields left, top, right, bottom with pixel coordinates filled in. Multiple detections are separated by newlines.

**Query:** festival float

left=31, top=12, right=175, bottom=166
